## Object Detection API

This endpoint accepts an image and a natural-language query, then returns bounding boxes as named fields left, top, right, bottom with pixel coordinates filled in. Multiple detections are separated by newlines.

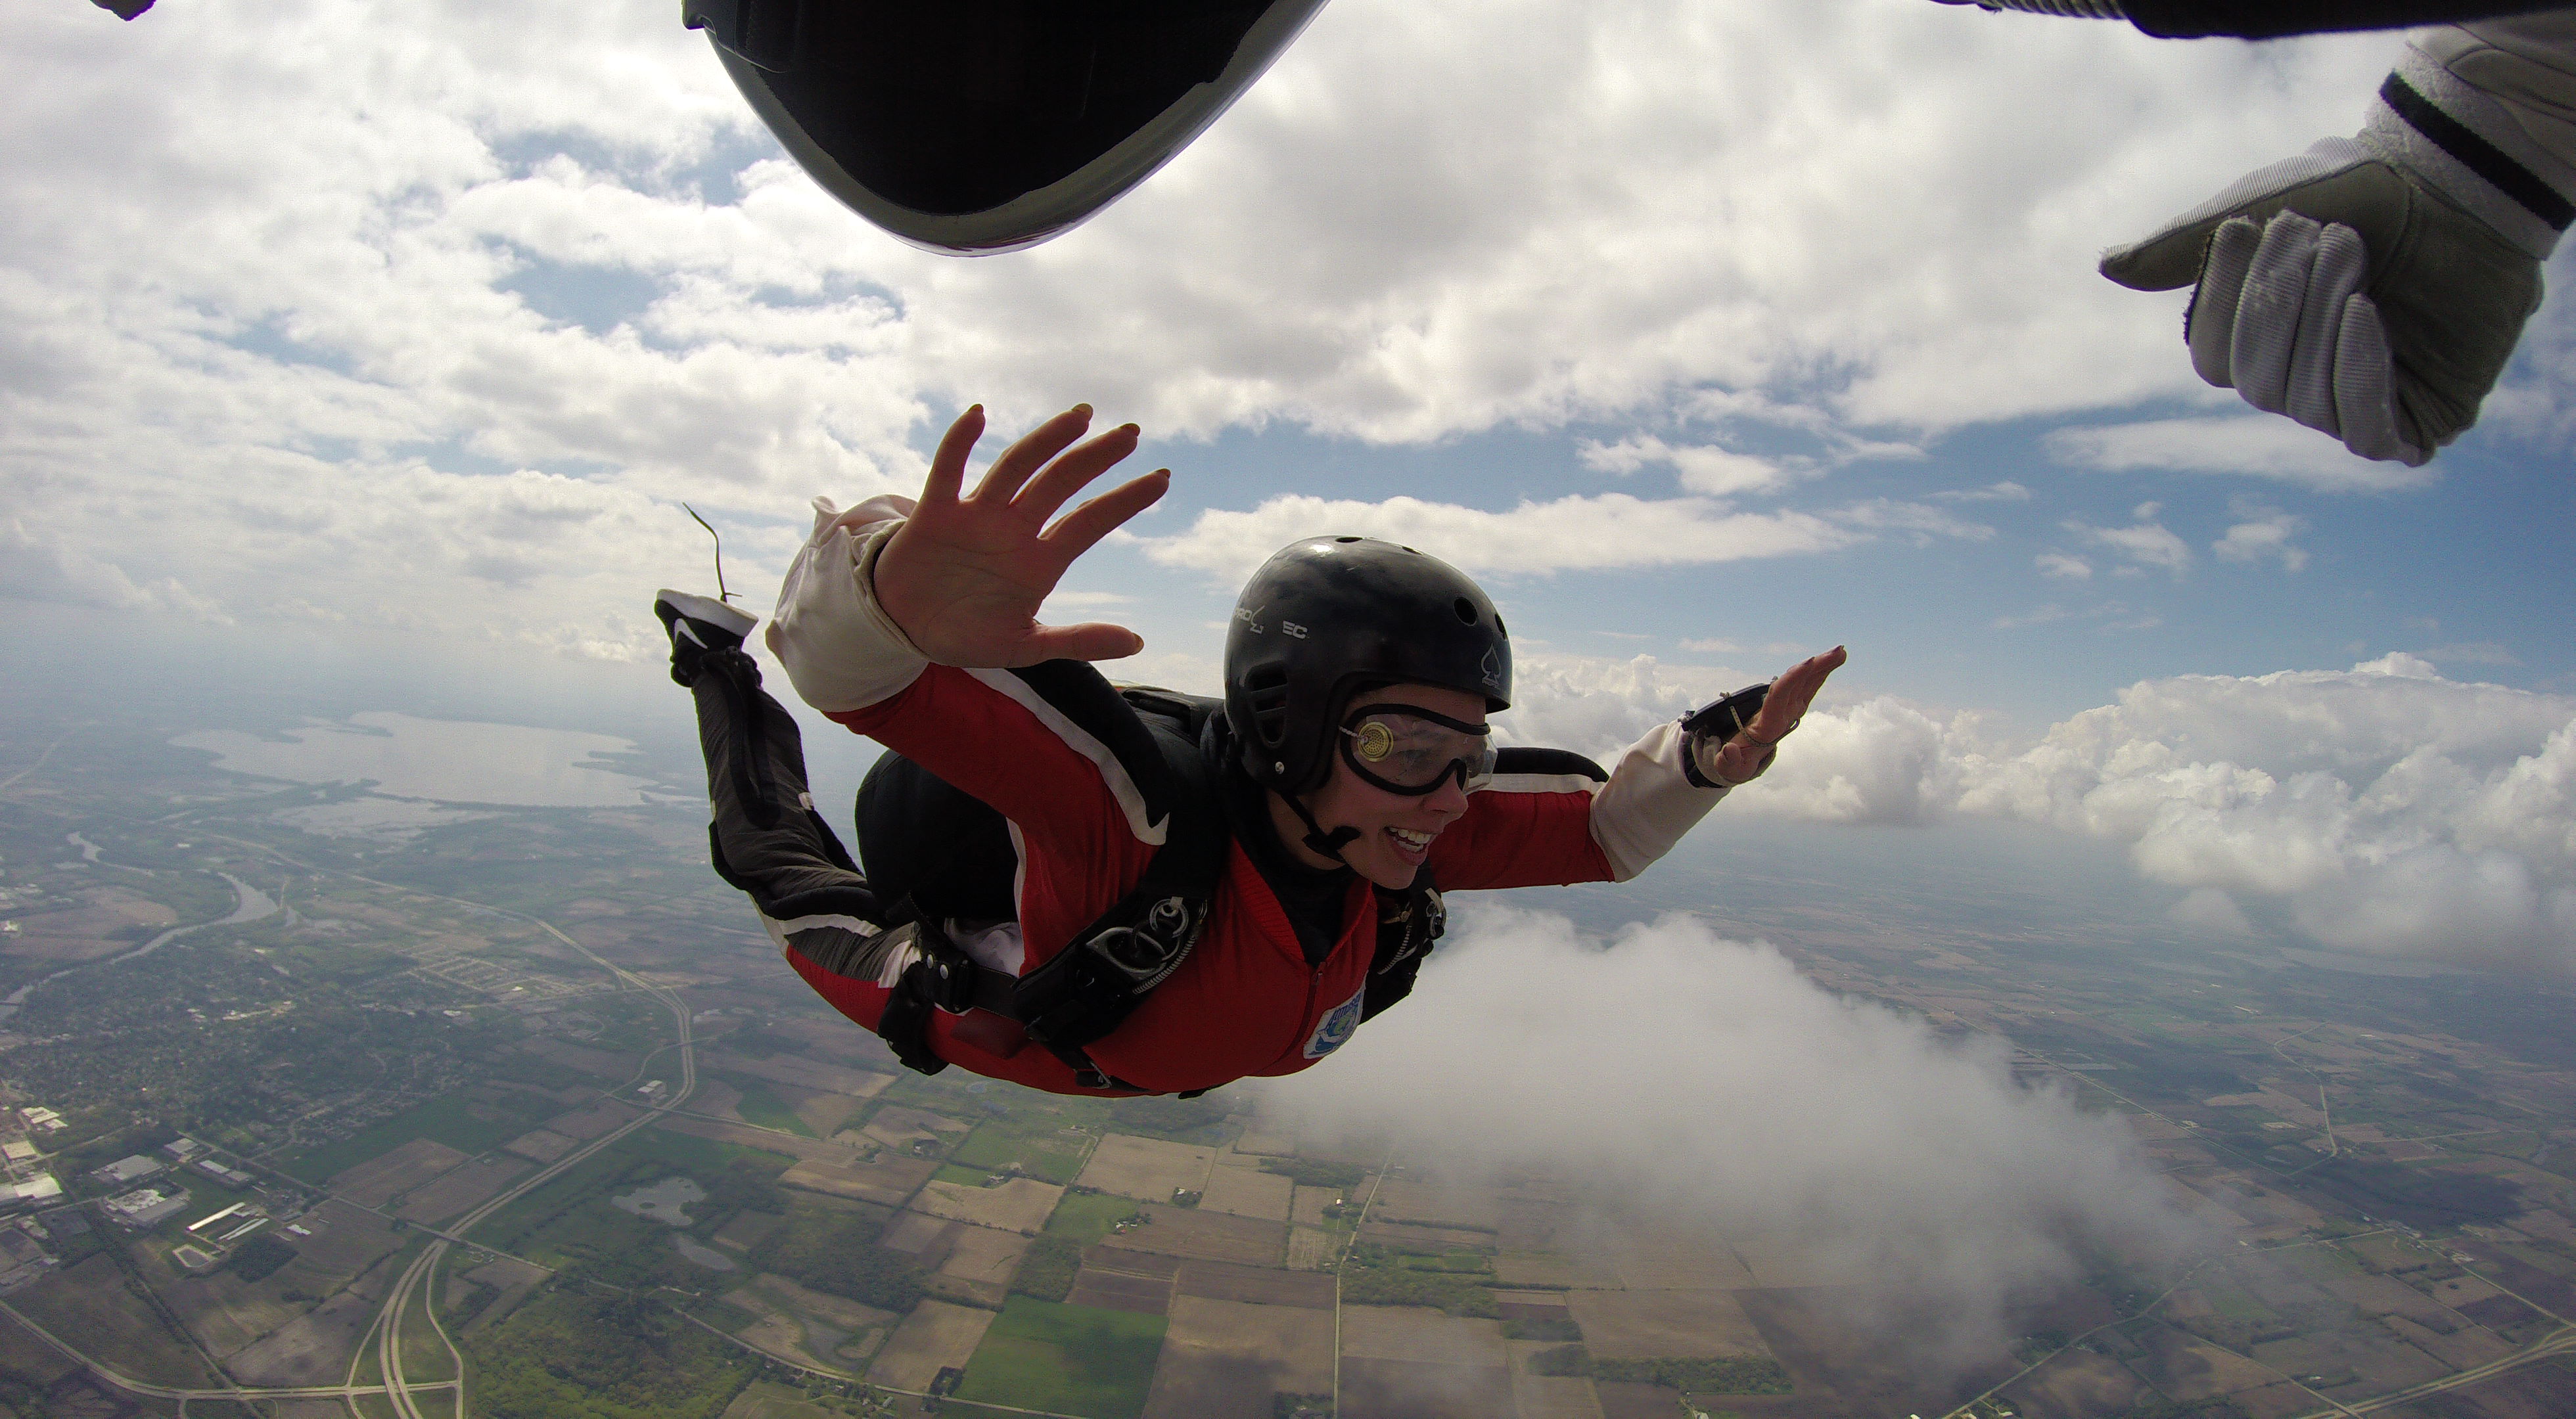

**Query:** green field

left=950, top=1119, right=1090, bottom=1184
left=1043, top=1191, right=1145, bottom=1249
left=953, top=1297, right=1167, bottom=1419
left=723, top=1075, right=817, bottom=1137
left=934, top=1163, right=993, bottom=1188
left=469, top=1125, right=794, bottom=1263
left=283, top=1093, right=542, bottom=1181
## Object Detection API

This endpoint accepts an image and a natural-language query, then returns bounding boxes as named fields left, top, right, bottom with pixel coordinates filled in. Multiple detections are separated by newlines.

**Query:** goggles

left=1338, top=704, right=1496, bottom=796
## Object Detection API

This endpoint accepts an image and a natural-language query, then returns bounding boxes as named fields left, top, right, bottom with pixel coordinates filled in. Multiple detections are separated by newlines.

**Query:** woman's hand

left=1709, top=645, right=1847, bottom=785
left=875, top=405, right=1170, bottom=667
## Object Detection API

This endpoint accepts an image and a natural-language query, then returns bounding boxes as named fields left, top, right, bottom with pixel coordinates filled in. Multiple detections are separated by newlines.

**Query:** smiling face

left=1268, top=682, right=1489, bottom=891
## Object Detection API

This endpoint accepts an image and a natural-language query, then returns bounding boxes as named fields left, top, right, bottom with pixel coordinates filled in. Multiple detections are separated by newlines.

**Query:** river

left=0, top=872, right=279, bottom=1022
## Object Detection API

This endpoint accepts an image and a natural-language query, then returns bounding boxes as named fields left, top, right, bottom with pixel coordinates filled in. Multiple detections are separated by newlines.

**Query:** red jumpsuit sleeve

left=1427, top=788, right=1616, bottom=890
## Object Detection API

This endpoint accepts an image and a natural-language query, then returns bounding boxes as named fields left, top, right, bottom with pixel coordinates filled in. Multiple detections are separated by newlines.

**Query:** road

left=0, top=830, right=702, bottom=1418
left=337, top=898, right=701, bottom=1419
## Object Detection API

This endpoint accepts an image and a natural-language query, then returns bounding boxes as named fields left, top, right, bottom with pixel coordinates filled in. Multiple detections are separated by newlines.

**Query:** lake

left=174, top=711, right=655, bottom=807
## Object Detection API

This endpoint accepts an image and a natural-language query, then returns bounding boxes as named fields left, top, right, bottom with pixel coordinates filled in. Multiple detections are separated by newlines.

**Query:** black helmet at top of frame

left=1223, top=536, right=1511, bottom=797
left=683, top=0, right=1330, bottom=256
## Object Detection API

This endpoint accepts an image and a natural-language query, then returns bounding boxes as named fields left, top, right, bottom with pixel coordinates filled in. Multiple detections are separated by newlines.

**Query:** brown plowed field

left=1102, top=1203, right=1284, bottom=1265
left=1172, top=1259, right=1333, bottom=1309
left=395, top=1154, right=529, bottom=1223
left=328, top=1138, right=469, bottom=1207
left=1139, top=1295, right=1334, bottom=1419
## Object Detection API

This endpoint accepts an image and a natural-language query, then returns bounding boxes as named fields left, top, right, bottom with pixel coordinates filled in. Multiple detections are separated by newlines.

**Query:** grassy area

left=283, top=1093, right=543, bottom=1181
left=934, top=1163, right=994, bottom=1188
left=468, top=1126, right=794, bottom=1264
left=2197, top=1274, right=2276, bottom=1321
left=721, top=1076, right=817, bottom=1138
left=10, top=1254, right=217, bottom=1389
left=1044, top=1192, right=1146, bottom=1250
left=953, top=1297, right=1167, bottom=1419
left=465, top=1287, right=754, bottom=1419
left=950, top=1119, right=1090, bottom=1185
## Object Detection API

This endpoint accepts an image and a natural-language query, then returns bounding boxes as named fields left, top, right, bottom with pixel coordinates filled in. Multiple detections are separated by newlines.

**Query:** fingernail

left=1072, top=403, right=1093, bottom=418
left=1120, top=423, right=1140, bottom=436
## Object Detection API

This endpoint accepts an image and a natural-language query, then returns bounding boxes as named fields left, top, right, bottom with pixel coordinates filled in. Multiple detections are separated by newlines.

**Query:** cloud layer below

left=1260, top=907, right=2201, bottom=1359
left=1650, top=656, right=2576, bottom=970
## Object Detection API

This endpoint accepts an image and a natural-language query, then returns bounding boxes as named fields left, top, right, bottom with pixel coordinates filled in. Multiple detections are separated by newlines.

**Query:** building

left=1, top=1140, right=38, bottom=1165
left=103, top=1187, right=189, bottom=1230
left=162, top=1138, right=206, bottom=1162
left=0, top=1177, right=61, bottom=1213
left=190, top=1158, right=256, bottom=1188
left=16, top=1109, right=62, bottom=1134
left=91, top=1155, right=163, bottom=1188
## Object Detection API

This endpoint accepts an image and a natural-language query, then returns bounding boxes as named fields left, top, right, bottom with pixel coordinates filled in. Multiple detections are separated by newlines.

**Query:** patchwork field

left=868, top=1299, right=999, bottom=1391
left=1105, top=1204, right=1285, bottom=1266
left=953, top=1297, right=1168, bottom=1419
left=1076, top=1133, right=1216, bottom=1203
left=11, top=1253, right=219, bottom=1389
left=777, top=1154, right=938, bottom=1206
left=702, top=1048, right=896, bottom=1098
left=541, top=1096, right=642, bottom=1141
left=1197, top=1156, right=1294, bottom=1221
left=1567, top=1288, right=1770, bottom=1359
left=1139, top=1295, right=1335, bottom=1419
left=396, top=1154, right=530, bottom=1223
left=1071, top=1247, right=1180, bottom=1315
left=4, top=885, right=177, bottom=961
left=501, top=1127, right=578, bottom=1163
left=327, top=1137, right=471, bottom=1207
left=911, top=1176, right=1064, bottom=1233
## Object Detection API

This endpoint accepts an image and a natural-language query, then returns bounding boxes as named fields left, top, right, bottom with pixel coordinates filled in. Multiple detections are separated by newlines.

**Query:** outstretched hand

left=875, top=405, right=1170, bottom=668
left=1709, top=646, right=1847, bottom=786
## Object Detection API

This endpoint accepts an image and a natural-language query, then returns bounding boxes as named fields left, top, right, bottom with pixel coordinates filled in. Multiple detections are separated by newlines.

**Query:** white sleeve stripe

left=964, top=667, right=1168, bottom=847
left=1588, top=720, right=1728, bottom=882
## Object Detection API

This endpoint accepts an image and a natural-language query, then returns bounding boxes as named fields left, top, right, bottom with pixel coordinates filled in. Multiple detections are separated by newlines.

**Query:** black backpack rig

left=791, top=667, right=1448, bottom=1095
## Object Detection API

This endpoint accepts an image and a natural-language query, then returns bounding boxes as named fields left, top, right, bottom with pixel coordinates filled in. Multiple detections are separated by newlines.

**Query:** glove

left=2102, top=22, right=2576, bottom=465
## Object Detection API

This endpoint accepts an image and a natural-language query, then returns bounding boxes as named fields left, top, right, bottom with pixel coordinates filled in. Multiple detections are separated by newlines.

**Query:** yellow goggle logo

left=1351, top=721, right=1394, bottom=761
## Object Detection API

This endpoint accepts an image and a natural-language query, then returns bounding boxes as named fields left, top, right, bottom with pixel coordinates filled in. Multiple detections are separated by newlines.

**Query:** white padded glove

left=2102, top=16, right=2576, bottom=465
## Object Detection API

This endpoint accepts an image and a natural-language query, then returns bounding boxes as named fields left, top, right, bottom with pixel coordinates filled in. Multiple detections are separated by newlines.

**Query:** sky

left=5, top=0, right=2575, bottom=973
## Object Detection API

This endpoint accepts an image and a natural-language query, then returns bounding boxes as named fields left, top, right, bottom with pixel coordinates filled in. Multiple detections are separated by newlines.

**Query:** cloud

left=2418, top=641, right=2521, bottom=667
left=1935, top=481, right=2033, bottom=503
left=5, top=0, right=2472, bottom=662
left=1730, top=695, right=1975, bottom=826
left=2168, top=887, right=2255, bottom=936
left=1140, top=492, right=1856, bottom=581
left=2067, top=508, right=2191, bottom=575
left=1957, top=658, right=2576, bottom=969
left=1259, top=907, right=2201, bottom=1359
left=2046, top=417, right=2439, bottom=493
left=1, top=518, right=231, bottom=623
left=1494, top=653, right=1751, bottom=763
left=1509, top=656, right=2576, bottom=970
left=2035, top=552, right=2092, bottom=579
left=1578, top=435, right=1792, bottom=495
left=2211, top=505, right=2309, bottom=571
left=1823, top=499, right=1993, bottom=545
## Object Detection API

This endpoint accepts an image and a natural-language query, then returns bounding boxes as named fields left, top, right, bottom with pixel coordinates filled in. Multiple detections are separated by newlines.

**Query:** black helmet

left=1224, top=537, right=1511, bottom=795
left=684, top=0, right=1329, bottom=256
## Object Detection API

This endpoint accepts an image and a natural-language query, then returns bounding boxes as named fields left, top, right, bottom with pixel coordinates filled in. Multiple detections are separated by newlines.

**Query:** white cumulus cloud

left=1260, top=907, right=2202, bottom=1359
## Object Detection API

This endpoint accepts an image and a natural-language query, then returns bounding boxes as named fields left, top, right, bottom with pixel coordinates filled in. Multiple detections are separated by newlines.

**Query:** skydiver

left=657, top=405, right=1844, bottom=1097
left=1939, top=2, right=2576, bottom=466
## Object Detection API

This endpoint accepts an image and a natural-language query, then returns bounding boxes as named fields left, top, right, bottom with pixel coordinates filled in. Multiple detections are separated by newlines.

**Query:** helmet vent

left=1494, top=614, right=1507, bottom=637
left=1333, top=535, right=1362, bottom=543
left=1452, top=597, right=1477, bottom=625
left=1244, top=665, right=1291, bottom=747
